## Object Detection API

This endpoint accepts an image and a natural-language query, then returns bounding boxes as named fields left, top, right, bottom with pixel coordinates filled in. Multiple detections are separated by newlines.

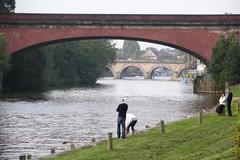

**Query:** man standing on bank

left=116, top=99, right=128, bottom=139
left=226, top=92, right=233, bottom=116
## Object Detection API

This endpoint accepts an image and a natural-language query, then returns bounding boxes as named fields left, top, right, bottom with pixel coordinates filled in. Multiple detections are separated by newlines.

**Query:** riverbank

left=42, top=103, right=239, bottom=159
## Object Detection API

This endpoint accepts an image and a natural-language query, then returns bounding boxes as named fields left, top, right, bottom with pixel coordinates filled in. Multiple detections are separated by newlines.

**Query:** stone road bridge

left=107, top=60, right=186, bottom=79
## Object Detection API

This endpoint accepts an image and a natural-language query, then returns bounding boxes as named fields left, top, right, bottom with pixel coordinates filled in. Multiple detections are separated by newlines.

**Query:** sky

left=15, top=0, right=240, bottom=50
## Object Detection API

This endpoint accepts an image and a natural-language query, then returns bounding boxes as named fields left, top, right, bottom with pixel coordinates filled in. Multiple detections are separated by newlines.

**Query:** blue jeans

left=117, top=117, right=126, bottom=139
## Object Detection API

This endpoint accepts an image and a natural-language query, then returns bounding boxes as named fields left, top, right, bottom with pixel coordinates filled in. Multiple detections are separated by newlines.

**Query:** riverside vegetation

left=42, top=85, right=240, bottom=160
left=2, top=40, right=116, bottom=91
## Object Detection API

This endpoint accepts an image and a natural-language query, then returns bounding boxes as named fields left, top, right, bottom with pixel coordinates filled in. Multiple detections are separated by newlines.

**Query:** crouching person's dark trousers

left=126, top=120, right=137, bottom=133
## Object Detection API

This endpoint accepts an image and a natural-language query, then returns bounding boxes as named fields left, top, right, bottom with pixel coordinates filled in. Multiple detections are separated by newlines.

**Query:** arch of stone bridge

left=149, top=64, right=186, bottom=79
left=150, top=66, right=174, bottom=79
left=177, top=68, right=188, bottom=77
left=119, top=65, right=145, bottom=79
left=101, top=67, right=114, bottom=77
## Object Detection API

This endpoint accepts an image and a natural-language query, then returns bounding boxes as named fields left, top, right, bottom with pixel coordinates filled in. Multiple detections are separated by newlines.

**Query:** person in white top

left=216, top=92, right=227, bottom=116
left=125, top=113, right=137, bottom=135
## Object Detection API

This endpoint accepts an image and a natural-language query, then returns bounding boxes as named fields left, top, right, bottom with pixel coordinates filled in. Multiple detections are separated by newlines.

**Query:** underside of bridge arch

left=6, top=30, right=212, bottom=65
left=150, top=66, right=173, bottom=79
left=100, top=67, right=114, bottom=78
left=177, top=68, right=187, bottom=78
left=119, top=66, right=144, bottom=79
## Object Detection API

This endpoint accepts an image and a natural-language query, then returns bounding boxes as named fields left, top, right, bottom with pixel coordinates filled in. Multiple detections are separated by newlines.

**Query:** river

left=0, top=79, right=218, bottom=160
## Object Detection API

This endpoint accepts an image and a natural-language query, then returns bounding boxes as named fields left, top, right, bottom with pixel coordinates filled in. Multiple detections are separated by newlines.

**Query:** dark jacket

left=227, top=92, right=233, bottom=106
left=116, top=103, right=128, bottom=118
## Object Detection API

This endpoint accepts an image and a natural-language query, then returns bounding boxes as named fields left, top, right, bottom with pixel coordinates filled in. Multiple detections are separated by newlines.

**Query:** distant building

left=197, top=60, right=206, bottom=73
left=141, top=49, right=157, bottom=60
left=155, top=49, right=179, bottom=61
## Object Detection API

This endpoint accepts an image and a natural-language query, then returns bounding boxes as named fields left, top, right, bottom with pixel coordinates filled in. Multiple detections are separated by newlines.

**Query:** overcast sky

left=15, top=0, right=240, bottom=50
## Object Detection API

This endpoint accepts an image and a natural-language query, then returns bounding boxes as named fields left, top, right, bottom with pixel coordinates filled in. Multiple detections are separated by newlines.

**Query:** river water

left=0, top=79, right=218, bottom=160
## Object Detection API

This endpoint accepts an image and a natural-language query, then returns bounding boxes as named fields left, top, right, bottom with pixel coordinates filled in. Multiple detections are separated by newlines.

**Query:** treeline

left=208, top=33, right=240, bottom=89
left=3, top=40, right=116, bottom=91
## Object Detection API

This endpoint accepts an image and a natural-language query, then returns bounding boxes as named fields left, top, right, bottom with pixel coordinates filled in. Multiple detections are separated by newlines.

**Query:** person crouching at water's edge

left=126, top=113, right=137, bottom=135
left=116, top=99, right=128, bottom=139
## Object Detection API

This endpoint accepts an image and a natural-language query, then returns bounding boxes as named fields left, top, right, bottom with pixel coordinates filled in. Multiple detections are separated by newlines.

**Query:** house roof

left=141, top=49, right=157, bottom=57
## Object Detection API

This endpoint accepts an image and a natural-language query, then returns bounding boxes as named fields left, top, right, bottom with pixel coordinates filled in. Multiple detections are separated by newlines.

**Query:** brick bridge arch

left=1, top=14, right=240, bottom=64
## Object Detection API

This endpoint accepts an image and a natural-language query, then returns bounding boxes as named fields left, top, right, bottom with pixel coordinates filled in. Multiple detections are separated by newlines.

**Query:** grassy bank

left=43, top=89, right=240, bottom=160
left=230, top=84, right=240, bottom=97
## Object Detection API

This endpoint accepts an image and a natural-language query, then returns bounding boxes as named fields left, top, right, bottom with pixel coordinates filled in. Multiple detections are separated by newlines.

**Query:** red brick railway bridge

left=0, top=14, right=240, bottom=63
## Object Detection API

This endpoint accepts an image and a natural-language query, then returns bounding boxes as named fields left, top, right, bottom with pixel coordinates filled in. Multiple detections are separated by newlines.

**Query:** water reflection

left=0, top=79, right=218, bottom=159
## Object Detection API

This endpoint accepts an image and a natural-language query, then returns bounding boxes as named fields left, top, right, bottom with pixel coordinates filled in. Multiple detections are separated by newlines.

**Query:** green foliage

left=230, top=84, right=240, bottom=97
left=208, top=33, right=240, bottom=89
left=0, top=33, right=9, bottom=77
left=3, top=40, right=116, bottom=90
left=50, top=40, right=116, bottom=86
left=122, top=40, right=140, bottom=59
left=3, top=48, right=48, bottom=90
left=0, top=0, right=15, bottom=13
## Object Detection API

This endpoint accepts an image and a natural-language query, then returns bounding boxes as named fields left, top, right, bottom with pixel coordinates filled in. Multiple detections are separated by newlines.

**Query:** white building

left=197, top=59, right=206, bottom=72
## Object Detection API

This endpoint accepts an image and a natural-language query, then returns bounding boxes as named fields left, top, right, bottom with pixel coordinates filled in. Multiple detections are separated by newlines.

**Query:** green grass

left=42, top=101, right=240, bottom=160
left=230, top=84, right=240, bottom=97
left=42, top=84, right=240, bottom=160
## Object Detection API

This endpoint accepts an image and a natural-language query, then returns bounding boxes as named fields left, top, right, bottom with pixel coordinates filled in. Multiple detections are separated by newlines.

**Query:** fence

left=193, top=78, right=223, bottom=94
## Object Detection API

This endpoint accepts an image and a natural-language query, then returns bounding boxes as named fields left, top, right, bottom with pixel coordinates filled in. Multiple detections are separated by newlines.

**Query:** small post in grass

left=107, top=132, right=113, bottom=151
left=19, top=155, right=25, bottom=160
left=70, top=144, right=75, bottom=150
left=198, top=112, right=202, bottom=124
left=50, top=148, right=56, bottom=154
left=19, top=155, right=31, bottom=160
left=160, top=120, right=165, bottom=133
left=26, top=155, right=31, bottom=160
left=237, top=101, right=240, bottom=113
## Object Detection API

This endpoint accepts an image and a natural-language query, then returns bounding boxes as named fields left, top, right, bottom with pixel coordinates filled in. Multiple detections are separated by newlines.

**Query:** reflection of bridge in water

left=107, top=60, right=186, bottom=79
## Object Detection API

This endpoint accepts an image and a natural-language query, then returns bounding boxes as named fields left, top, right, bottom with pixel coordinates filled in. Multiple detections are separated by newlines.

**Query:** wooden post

left=107, top=132, right=113, bottom=151
left=19, top=155, right=26, bottom=160
left=70, top=144, right=75, bottom=150
left=19, top=155, right=31, bottom=160
left=160, top=120, right=165, bottom=133
left=225, top=82, right=229, bottom=94
left=51, top=148, right=55, bottom=154
left=26, top=155, right=31, bottom=160
left=237, top=101, right=240, bottom=113
left=198, top=112, right=202, bottom=124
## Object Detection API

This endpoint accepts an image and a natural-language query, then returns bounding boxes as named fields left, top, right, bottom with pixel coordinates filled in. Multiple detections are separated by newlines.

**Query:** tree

left=208, top=33, right=240, bottom=89
left=3, top=40, right=116, bottom=90
left=51, top=40, right=116, bottom=86
left=0, top=0, right=15, bottom=13
left=3, top=48, right=48, bottom=90
left=0, top=33, right=9, bottom=89
left=122, top=40, right=140, bottom=59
